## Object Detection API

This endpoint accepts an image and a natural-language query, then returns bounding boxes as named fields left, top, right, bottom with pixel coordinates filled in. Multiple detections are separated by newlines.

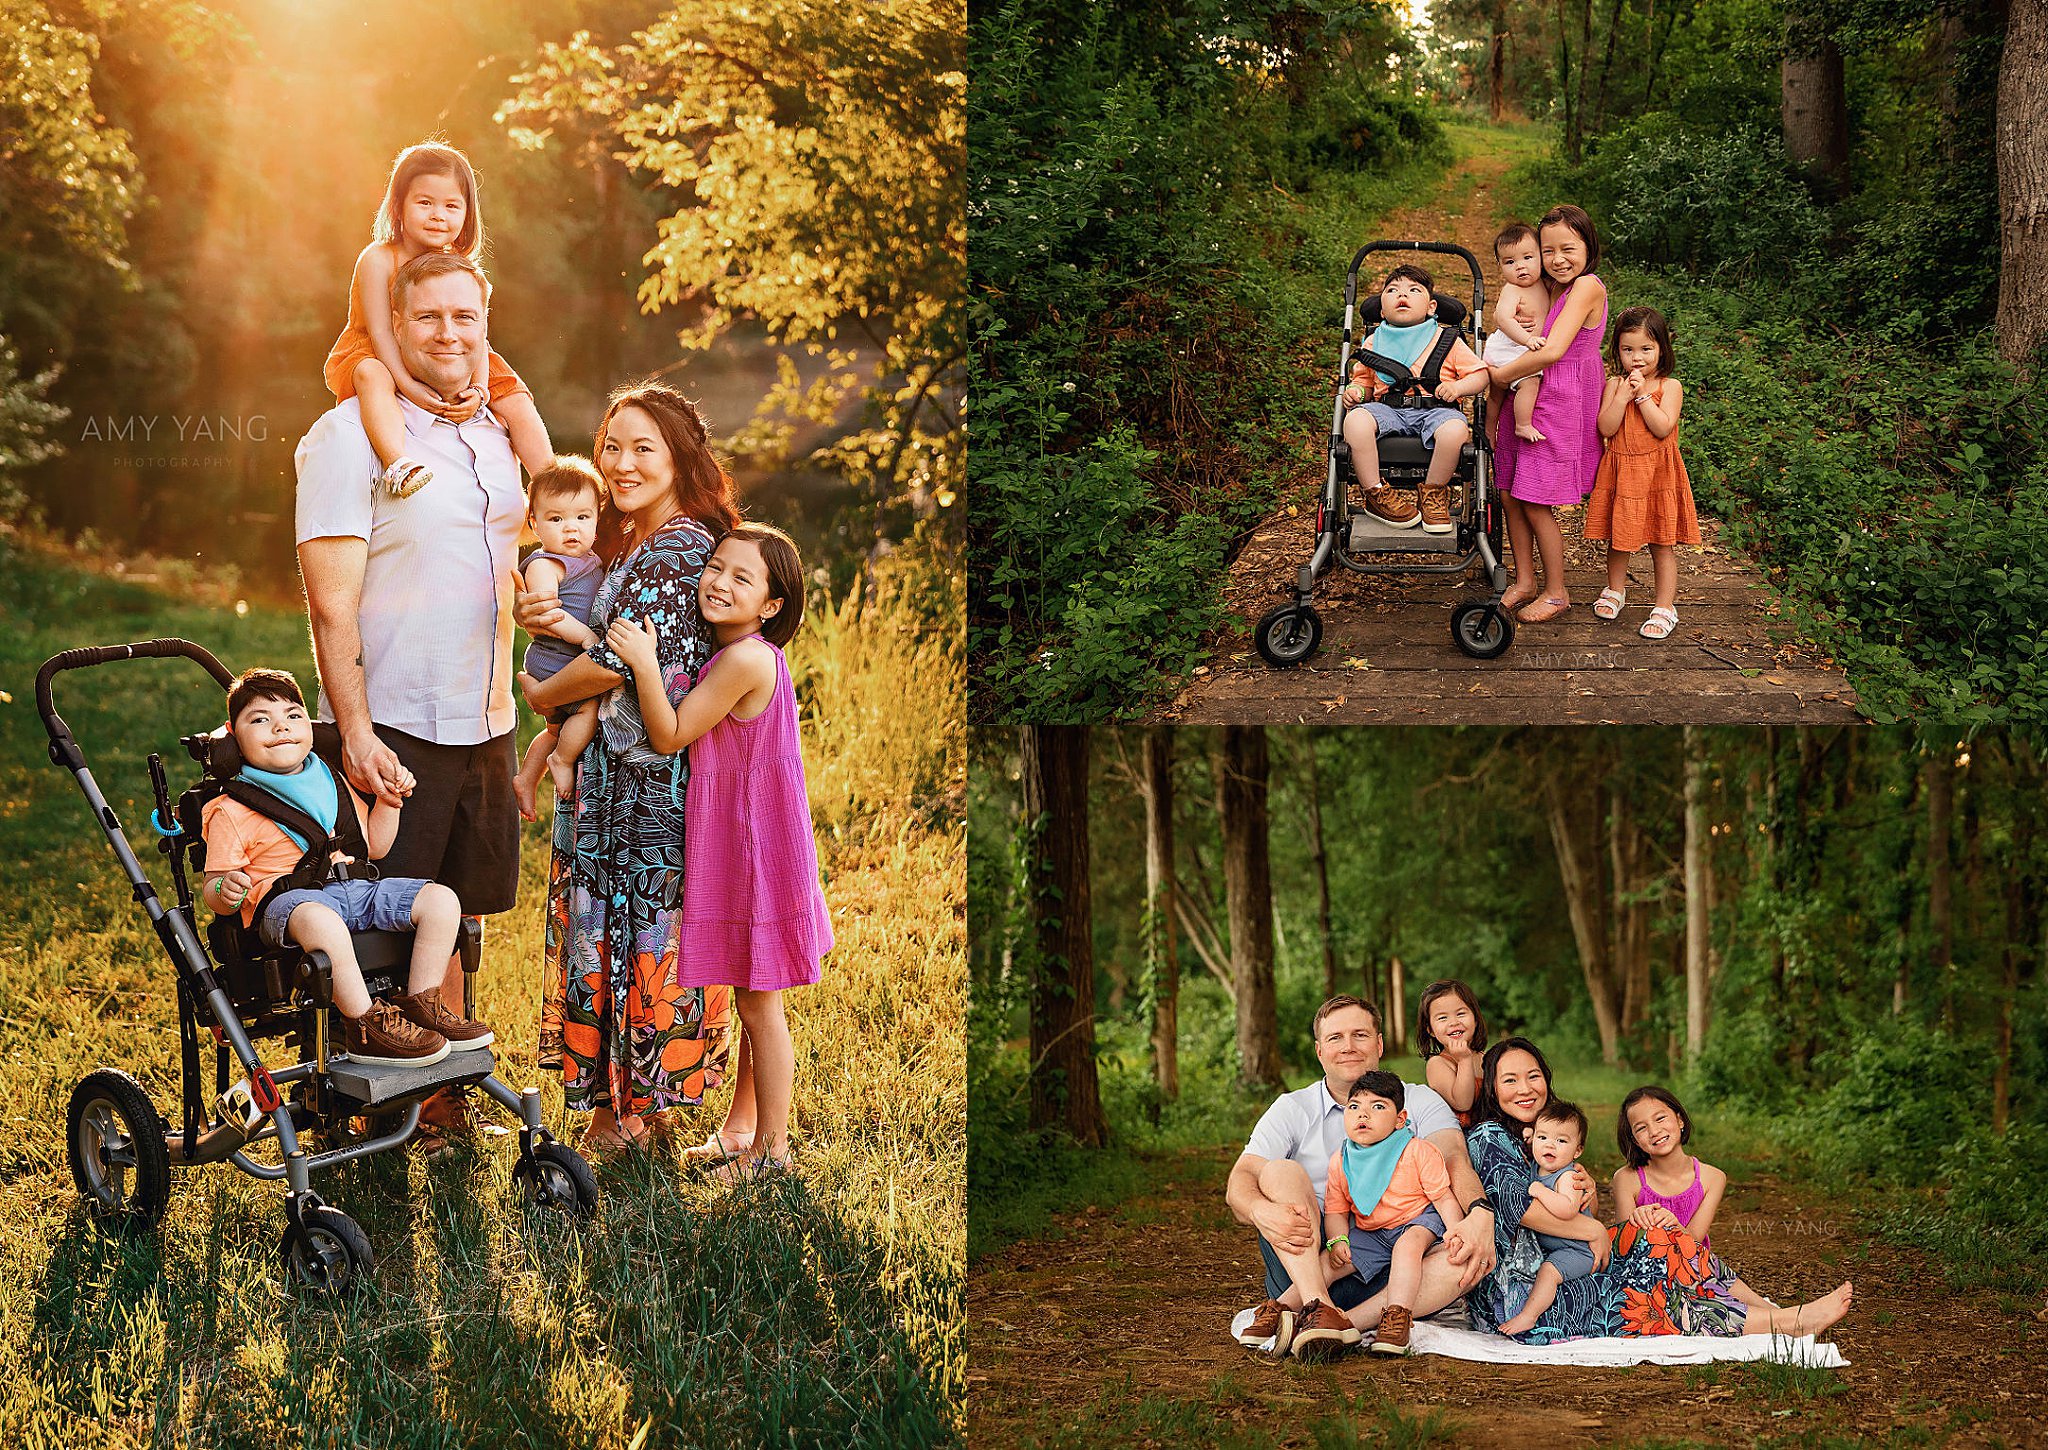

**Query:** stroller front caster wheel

left=280, top=1205, right=373, bottom=1295
left=515, top=1142, right=599, bottom=1218
left=1451, top=602, right=1515, bottom=660
left=1255, top=604, right=1323, bottom=667
left=67, top=1069, right=171, bottom=1233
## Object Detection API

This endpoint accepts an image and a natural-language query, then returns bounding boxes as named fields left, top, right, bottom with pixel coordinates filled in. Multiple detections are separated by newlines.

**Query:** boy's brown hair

left=720, top=522, right=807, bottom=648
left=1609, top=305, right=1677, bottom=379
left=227, top=668, right=304, bottom=726
left=528, top=455, right=604, bottom=513
left=1493, top=221, right=1537, bottom=255
left=1382, top=262, right=1434, bottom=294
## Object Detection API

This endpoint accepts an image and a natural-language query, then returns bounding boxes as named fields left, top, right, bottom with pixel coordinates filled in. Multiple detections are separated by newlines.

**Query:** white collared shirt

left=293, top=395, right=525, bottom=745
left=1245, top=1075, right=1458, bottom=1203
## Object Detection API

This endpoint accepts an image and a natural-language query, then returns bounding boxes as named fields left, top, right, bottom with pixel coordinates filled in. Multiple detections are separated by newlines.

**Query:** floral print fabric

left=1464, top=1120, right=1751, bottom=1341
left=537, top=512, right=733, bottom=1116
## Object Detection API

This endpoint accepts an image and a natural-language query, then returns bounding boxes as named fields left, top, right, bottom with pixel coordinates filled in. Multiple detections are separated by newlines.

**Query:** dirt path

left=1155, top=145, right=1860, bottom=726
left=968, top=1146, right=2046, bottom=1448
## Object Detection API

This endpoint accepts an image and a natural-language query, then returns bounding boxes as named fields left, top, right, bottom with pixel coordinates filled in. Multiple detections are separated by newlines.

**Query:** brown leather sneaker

left=396, top=991, right=496, bottom=1052
left=1289, top=1299, right=1360, bottom=1359
left=1360, top=486, right=1421, bottom=528
left=1236, top=1298, right=1294, bottom=1356
left=1371, top=1303, right=1414, bottom=1355
left=1417, top=483, right=1453, bottom=533
left=343, top=1000, right=450, bottom=1068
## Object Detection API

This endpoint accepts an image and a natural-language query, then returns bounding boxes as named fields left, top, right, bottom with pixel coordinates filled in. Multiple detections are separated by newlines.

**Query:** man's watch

left=1465, top=1196, right=1494, bottom=1217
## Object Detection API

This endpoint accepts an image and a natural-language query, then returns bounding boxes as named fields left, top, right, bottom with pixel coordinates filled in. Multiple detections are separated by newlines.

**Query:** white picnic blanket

left=1228, top=1308, right=1848, bottom=1367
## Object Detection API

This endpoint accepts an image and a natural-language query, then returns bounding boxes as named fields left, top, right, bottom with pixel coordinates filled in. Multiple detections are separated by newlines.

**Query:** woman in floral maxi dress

left=519, top=383, right=741, bottom=1152
left=1464, top=1037, right=1853, bottom=1342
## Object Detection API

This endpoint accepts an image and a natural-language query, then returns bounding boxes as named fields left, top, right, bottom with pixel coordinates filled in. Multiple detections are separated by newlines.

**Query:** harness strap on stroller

left=1352, top=322, right=1463, bottom=409
left=218, top=773, right=378, bottom=920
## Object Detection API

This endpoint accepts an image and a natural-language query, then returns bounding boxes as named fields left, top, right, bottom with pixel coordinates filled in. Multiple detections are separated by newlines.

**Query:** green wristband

left=1324, top=1238, right=1346, bottom=1253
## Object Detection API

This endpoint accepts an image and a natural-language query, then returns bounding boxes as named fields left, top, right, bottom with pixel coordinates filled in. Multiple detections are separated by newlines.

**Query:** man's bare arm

left=1225, top=1151, right=1270, bottom=1228
left=299, top=535, right=403, bottom=804
left=1426, top=1126, right=1498, bottom=1288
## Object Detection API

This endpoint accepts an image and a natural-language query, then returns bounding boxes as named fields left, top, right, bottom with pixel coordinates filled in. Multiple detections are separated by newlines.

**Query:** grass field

left=0, top=532, right=965, bottom=1448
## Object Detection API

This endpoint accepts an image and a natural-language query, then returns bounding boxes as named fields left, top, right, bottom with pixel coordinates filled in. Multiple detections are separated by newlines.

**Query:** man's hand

left=512, top=568, right=567, bottom=640
left=1441, top=1206, right=1497, bottom=1288
left=1253, top=1199, right=1318, bottom=1257
left=342, top=727, right=407, bottom=807
left=1588, top=1226, right=1613, bottom=1273
left=1570, top=1163, right=1598, bottom=1215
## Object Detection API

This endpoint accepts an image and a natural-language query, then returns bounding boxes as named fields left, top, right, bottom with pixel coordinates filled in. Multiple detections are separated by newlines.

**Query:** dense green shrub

left=1801, top=1019, right=1988, bottom=1184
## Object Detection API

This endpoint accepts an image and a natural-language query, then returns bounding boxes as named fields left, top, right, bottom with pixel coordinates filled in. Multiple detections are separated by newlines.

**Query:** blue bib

left=1340, top=1126, right=1414, bottom=1217
left=1365, top=318, right=1440, bottom=385
left=236, top=755, right=339, bottom=852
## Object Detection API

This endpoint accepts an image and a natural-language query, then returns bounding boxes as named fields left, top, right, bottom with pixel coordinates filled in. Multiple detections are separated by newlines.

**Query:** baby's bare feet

left=1515, top=424, right=1546, bottom=443
left=547, top=754, right=578, bottom=804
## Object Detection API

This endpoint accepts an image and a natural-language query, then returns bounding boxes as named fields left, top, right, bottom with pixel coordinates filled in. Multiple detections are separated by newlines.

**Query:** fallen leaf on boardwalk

left=1320, top=696, right=1345, bottom=711
left=1341, top=657, right=1371, bottom=670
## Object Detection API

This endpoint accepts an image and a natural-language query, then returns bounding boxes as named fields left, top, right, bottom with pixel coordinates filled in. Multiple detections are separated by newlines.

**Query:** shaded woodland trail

left=1154, top=137, right=1861, bottom=726
left=968, top=1140, right=2047, bottom=1448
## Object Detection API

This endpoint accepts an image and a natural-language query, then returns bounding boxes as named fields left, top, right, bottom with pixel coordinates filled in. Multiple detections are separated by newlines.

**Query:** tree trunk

left=1387, top=955, right=1407, bottom=1055
left=1489, top=1, right=1508, bottom=120
left=1218, top=728, right=1283, bottom=1089
left=1683, top=727, right=1710, bottom=1063
left=1994, top=871, right=2022, bottom=1133
left=1304, top=743, right=1339, bottom=1001
left=1591, top=0, right=1625, bottom=133
left=1927, top=745, right=1956, bottom=1030
left=1998, top=0, right=2048, bottom=369
left=1143, top=727, right=1180, bottom=1101
left=1545, top=774, right=1622, bottom=1065
left=1019, top=726, right=1107, bottom=1147
left=1782, top=9, right=1850, bottom=197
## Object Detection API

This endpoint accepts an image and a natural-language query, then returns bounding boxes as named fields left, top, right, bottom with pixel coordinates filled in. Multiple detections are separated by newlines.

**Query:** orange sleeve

left=1416, top=1141, right=1453, bottom=1202
left=1446, top=337, right=1486, bottom=379
left=199, top=800, right=251, bottom=880
left=1324, top=1150, right=1354, bottom=1220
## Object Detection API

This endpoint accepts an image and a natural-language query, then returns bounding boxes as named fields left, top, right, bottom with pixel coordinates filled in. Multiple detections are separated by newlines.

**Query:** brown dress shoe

left=1417, top=483, right=1454, bottom=533
left=1371, top=1303, right=1414, bottom=1355
left=1360, top=486, right=1421, bottom=528
left=396, top=991, right=496, bottom=1052
left=1237, top=1298, right=1294, bottom=1356
left=342, top=1000, right=449, bottom=1068
left=1289, top=1299, right=1359, bottom=1359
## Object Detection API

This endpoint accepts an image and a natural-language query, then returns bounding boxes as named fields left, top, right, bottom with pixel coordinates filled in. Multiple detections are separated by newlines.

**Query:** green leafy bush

left=1801, top=1019, right=1986, bottom=1184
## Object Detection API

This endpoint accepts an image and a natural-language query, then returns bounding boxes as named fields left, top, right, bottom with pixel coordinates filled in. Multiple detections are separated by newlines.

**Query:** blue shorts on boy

left=1532, top=1164, right=1598, bottom=1281
left=1361, top=402, right=1465, bottom=447
left=1345, top=1204, right=1446, bottom=1287
left=259, top=876, right=429, bottom=949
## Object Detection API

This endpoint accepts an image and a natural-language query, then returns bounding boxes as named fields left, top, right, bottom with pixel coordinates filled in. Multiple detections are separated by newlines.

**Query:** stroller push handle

left=36, top=639, right=236, bottom=749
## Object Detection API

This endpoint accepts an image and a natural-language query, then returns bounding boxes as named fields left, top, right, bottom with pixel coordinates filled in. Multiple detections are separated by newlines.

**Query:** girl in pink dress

left=606, top=521, right=833, bottom=1181
left=1489, top=204, right=1610, bottom=625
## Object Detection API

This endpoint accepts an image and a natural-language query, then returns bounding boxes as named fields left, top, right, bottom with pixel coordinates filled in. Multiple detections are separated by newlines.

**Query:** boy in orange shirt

left=1340, top=263, right=1490, bottom=535
left=199, top=668, right=494, bottom=1068
left=1316, top=1071, right=1467, bottom=1356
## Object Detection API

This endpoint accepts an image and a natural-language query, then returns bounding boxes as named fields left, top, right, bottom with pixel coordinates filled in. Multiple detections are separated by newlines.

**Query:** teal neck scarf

left=1340, top=1126, right=1414, bottom=1217
left=1365, top=317, right=1439, bottom=385
left=236, top=754, right=337, bottom=852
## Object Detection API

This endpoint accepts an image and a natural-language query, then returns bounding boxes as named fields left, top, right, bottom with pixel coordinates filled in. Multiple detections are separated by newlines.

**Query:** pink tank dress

left=1497, top=275, right=1608, bottom=507
left=676, top=639, right=832, bottom=992
left=1636, top=1158, right=1709, bottom=1252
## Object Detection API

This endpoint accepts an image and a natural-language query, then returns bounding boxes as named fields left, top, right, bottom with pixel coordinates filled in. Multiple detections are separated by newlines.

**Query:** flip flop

left=1500, top=582, right=1542, bottom=612
left=1639, top=605, right=1679, bottom=640
left=1517, top=596, right=1571, bottom=624
left=1592, top=587, right=1627, bottom=621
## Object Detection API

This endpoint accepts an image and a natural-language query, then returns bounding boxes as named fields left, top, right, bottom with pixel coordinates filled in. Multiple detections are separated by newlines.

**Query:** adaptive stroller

left=1254, top=240, right=1516, bottom=666
left=37, top=638, right=597, bottom=1294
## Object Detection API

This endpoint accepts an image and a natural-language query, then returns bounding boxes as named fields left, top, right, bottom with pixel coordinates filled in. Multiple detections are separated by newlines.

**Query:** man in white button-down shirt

left=294, top=253, right=531, bottom=1140
left=1226, top=995, right=1507, bottom=1357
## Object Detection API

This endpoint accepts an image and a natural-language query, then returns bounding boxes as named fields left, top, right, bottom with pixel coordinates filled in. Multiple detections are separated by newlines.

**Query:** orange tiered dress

left=1584, top=380, right=1700, bottom=552
left=321, top=246, right=531, bottom=405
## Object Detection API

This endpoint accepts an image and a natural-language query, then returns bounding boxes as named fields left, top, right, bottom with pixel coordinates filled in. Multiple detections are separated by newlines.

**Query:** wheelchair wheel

left=514, top=1141, right=599, bottom=1218
left=67, top=1070, right=171, bottom=1233
left=1254, top=604, right=1322, bottom=667
left=280, top=1204, right=373, bottom=1295
left=1451, top=601, right=1515, bottom=660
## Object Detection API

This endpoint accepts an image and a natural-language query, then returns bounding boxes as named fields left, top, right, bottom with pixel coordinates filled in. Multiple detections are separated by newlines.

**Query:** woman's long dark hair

left=592, top=382, right=741, bottom=563
left=1471, top=1036, right=1557, bottom=1157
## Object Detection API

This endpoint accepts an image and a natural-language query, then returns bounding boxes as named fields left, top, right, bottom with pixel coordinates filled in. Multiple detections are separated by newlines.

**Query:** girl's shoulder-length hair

left=1537, top=203, right=1600, bottom=275
left=373, top=142, right=484, bottom=262
left=1609, top=305, right=1677, bottom=378
left=1616, top=1084, right=1694, bottom=1168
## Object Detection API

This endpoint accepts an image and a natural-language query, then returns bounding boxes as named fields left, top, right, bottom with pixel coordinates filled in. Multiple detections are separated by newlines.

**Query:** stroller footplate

left=37, top=638, right=602, bottom=1296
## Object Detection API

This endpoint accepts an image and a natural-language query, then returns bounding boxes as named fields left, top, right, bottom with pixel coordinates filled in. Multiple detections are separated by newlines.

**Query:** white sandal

left=1638, top=605, right=1678, bottom=640
left=380, top=457, right=433, bottom=499
left=1593, top=587, right=1627, bottom=621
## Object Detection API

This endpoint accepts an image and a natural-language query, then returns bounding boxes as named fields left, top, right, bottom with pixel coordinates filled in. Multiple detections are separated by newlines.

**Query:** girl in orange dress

left=323, top=142, right=554, bottom=497
left=1585, top=305, right=1700, bottom=640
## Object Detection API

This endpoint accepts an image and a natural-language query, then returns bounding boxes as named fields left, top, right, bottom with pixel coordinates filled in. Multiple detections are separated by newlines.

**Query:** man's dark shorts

left=1258, top=1235, right=1389, bottom=1311
left=373, top=725, right=518, bottom=916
